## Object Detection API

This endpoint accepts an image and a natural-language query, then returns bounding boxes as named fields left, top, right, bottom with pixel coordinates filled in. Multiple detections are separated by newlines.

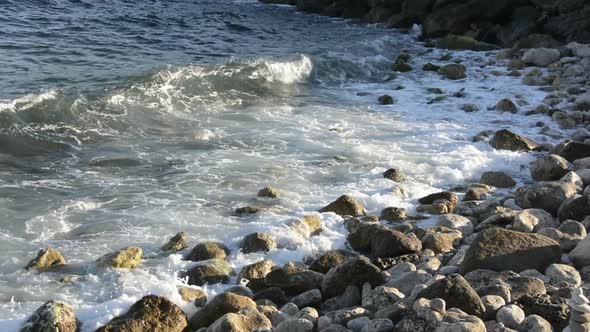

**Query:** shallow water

left=0, top=0, right=569, bottom=330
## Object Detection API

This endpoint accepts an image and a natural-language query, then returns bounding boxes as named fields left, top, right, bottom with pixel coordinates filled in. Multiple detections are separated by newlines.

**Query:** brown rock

left=21, top=300, right=79, bottom=332
left=185, top=241, right=230, bottom=261
left=160, top=232, right=189, bottom=252
left=189, top=292, right=256, bottom=329
left=25, top=248, right=65, bottom=270
left=320, top=195, right=366, bottom=217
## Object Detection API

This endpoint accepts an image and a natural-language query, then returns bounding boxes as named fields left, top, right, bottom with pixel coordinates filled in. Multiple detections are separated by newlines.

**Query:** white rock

left=293, top=307, right=319, bottom=324
left=573, top=288, right=590, bottom=305
left=513, top=209, right=557, bottom=233
left=522, top=48, right=561, bottom=67
left=437, top=214, right=474, bottom=236
left=361, top=285, right=404, bottom=309
left=567, top=42, right=590, bottom=58
left=496, top=304, right=525, bottom=329
left=569, top=299, right=590, bottom=313
left=545, top=263, right=582, bottom=286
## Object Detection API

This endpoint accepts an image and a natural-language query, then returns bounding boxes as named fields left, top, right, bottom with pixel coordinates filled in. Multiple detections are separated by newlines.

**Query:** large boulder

left=185, top=241, right=230, bottom=261
left=489, top=129, right=537, bottom=151
left=552, top=141, right=590, bottom=162
left=530, top=154, right=573, bottom=181
left=522, top=48, right=561, bottom=67
left=25, top=248, right=65, bottom=270
left=347, top=223, right=422, bottom=258
left=189, top=292, right=256, bottom=329
left=237, top=259, right=275, bottom=292
left=97, top=295, right=187, bottom=332
left=322, top=256, right=386, bottom=298
left=515, top=180, right=578, bottom=215
left=264, top=262, right=324, bottom=295
left=461, top=228, right=561, bottom=274
left=207, top=306, right=272, bottom=332
left=320, top=195, right=366, bottom=217
left=416, top=274, right=485, bottom=316
left=240, top=232, right=276, bottom=254
left=184, top=259, right=234, bottom=286
left=21, top=300, right=79, bottom=332
left=96, top=246, right=142, bottom=269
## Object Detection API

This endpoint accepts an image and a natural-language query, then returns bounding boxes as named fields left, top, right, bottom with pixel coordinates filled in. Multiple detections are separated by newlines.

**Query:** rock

left=421, top=231, right=462, bottom=254
left=495, top=99, right=518, bottom=114
left=310, top=250, right=354, bottom=274
left=322, top=256, right=386, bottom=298
left=274, top=318, right=313, bottom=332
left=207, top=306, right=272, bottom=332
left=258, top=186, right=280, bottom=198
left=436, top=214, right=474, bottom=236
left=320, top=195, right=366, bottom=217
left=361, top=318, right=394, bottom=332
left=545, top=263, right=581, bottom=286
left=576, top=92, right=590, bottom=110
left=462, top=103, right=479, bottom=113
left=265, top=263, right=324, bottom=295
left=423, top=63, right=440, bottom=71
left=378, top=95, right=395, bottom=105
left=480, top=171, right=516, bottom=188
left=383, top=168, right=405, bottom=182
left=517, top=293, right=569, bottom=330
left=520, top=314, right=552, bottom=332
left=490, top=129, right=537, bottom=152
left=238, top=259, right=275, bottom=292
left=386, top=269, right=434, bottom=295
left=291, top=289, right=322, bottom=308
left=553, top=111, right=577, bottom=129
left=184, top=259, right=233, bottom=286
left=347, top=223, right=422, bottom=258
left=417, top=191, right=459, bottom=214
left=566, top=42, right=590, bottom=58
left=380, top=207, right=408, bottom=222
left=289, top=215, right=323, bottom=238
left=522, top=48, right=561, bottom=67
left=189, top=292, right=256, bottom=329
left=186, top=241, right=230, bottom=261
left=516, top=180, right=578, bottom=215
left=325, top=307, right=370, bottom=326
left=574, top=158, right=590, bottom=170
left=481, top=295, right=505, bottom=320
left=438, top=64, right=466, bottom=80
left=21, top=300, right=78, bottom=332
left=254, top=287, right=288, bottom=307
left=347, top=316, right=370, bottom=331
left=531, top=154, right=573, bottom=181
left=177, top=286, right=207, bottom=305
left=97, top=295, right=187, bottom=332
left=512, top=209, right=558, bottom=233
left=241, top=232, right=276, bottom=254
left=161, top=232, right=189, bottom=252
left=392, top=59, right=412, bottom=72
left=362, top=284, right=405, bottom=310
left=569, top=236, right=590, bottom=268
left=96, top=246, right=142, bottom=269
left=416, top=274, right=485, bottom=316
left=559, top=195, right=590, bottom=222
left=553, top=141, right=590, bottom=162
left=496, top=304, right=525, bottom=329
left=25, top=248, right=65, bottom=270
left=321, top=285, right=362, bottom=312
left=461, top=228, right=561, bottom=274
left=435, top=34, right=497, bottom=51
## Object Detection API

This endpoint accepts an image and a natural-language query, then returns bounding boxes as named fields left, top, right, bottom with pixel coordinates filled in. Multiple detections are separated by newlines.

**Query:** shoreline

left=12, top=4, right=590, bottom=332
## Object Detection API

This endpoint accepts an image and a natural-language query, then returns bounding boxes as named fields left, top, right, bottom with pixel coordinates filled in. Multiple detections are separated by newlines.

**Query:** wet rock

left=235, top=206, right=261, bottom=215
left=545, top=263, right=581, bottom=286
left=473, top=130, right=494, bottom=142
left=461, top=103, right=479, bottom=113
left=184, top=259, right=233, bottom=286
left=575, top=92, right=590, bottom=110
left=161, top=232, right=189, bottom=252
left=495, top=99, right=518, bottom=114
left=417, top=191, right=459, bottom=214
left=322, top=256, right=386, bottom=298
left=553, top=141, right=590, bottom=162
left=265, top=263, right=324, bottom=295
left=496, top=304, right=525, bottom=329
left=189, top=292, right=256, bottom=329
left=310, top=250, right=354, bottom=274
left=25, top=248, right=66, bottom=271
left=392, top=59, right=412, bottom=72
left=378, top=95, right=395, bottom=105
left=416, top=274, right=485, bottom=316
left=480, top=171, right=516, bottom=188
left=438, top=64, right=466, bottom=80
left=241, top=232, right=276, bottom=254
left=177, top=286, right=207, bottom=306
left=435, top=34, right=496, bottom=51
left=186, top=241, right=230, bottom=261
left=258, top=186, right=280, bottom=198
left=347, top=223, right=422, bottom=258
left=21, top=300, right=79, bottom=332
left=383, top=168, right=405, bottom=182
left=320, top=195, right=366, bottom=217
left=522, top=48, right=561, bottom=67
left=238, top=259, right=275, bottom=292
left=422, top=63, right=440, bottom=71
left=380, top=207, right=408, bottom=222
left=461, top=228, right=561, bottom=274
left=97, top=295, right=187, bottom=332
left=531, top=154, right=573, bottom=181
left=289, top=215, right=323, bottom=238
left=207, top=306, right=271, bottom=332
left=489, top=129, right=537, bottom=152
left=96, top=246, right=142, bottom=269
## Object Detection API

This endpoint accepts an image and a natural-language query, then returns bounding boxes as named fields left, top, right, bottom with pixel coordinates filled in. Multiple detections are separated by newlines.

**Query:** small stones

left=241, top=232, right=276, bottom=254
left=496, top=304, right=525, bottom=329
left=25, top=248, right=66, bottom=270
left=480, top=171, right=516, bottom=188
left=495, top=99, right=518, bottom=114
left=438, top=64, right=467, bottom=80
left=96, top=246, right=142, bottom=269
left=377, top=95, right=394, bottom=105
left=320, top=195, right=366, bottom=217
left=383, top=168, right=405, bottom=182
left=161, top=232, right=189, bottom=252
left=186, top=241, right=230, bottom=261
left=258, top=186, right=280, bottom=198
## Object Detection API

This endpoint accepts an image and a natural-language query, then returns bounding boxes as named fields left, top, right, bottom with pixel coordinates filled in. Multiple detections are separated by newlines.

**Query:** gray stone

left=522, top=48, right=561, bottom=67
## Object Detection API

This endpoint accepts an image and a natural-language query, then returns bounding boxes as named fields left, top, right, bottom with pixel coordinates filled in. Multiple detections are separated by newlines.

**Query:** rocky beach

left=5, top=0, right=590, bottom=331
